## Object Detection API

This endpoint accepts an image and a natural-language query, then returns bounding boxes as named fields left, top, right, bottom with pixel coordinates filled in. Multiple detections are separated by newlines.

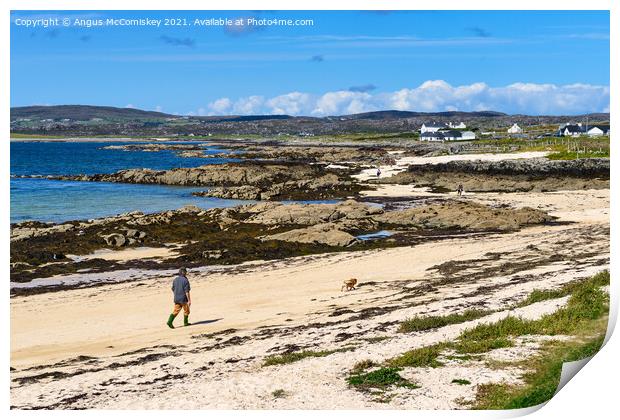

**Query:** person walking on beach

left=376, top=167, right=382, bottom=178
left=456, top=184, right=464, bottom=196
left=166, top=268, right=191, bottom=329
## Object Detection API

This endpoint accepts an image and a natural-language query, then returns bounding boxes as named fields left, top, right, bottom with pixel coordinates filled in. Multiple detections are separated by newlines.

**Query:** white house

left=420, top=130, right=476, bottom=142
left=460, top=131, right=477, bottom=140
left=441, top=130, right=462, bottom=141
left=586, top=125, right=610, bottom=137
left=561, top=124, right=585, bottom=137
left=420, top=122, right=447, bottom=133
left=507, top=123, right=523, bottom=134
left=558, top=122, right=609, bottom=137
left=420, top=132, right=445, bottom=142
left=448, top=121, right=466, bottom=129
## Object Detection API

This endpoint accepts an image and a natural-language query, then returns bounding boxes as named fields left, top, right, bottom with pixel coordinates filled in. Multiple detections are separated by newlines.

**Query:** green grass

left=452, top=379, right=472, bottom=385
left=470, top=135, right=609, bottom=160
left=473, top=334, right=605, bottom=409
left=515, top=270, right=609, bottom=308
left=10, top=133, right=66, bottom=139
left=347, top=367, right=420, bottom=391
left=547, top=150, right=609, bottom=160
left=453, top=337, right=515, bottom=354
left=388, top=344, right=445, bottom=368
left=344, top=272, right=610, bottom=406
left=456, top=273, right=609, bottom=354
left=399, top=309, right=491, bottom=333
left=515, top=289, right=567, bottom=307
left=263, top=347, right=355, bottom=366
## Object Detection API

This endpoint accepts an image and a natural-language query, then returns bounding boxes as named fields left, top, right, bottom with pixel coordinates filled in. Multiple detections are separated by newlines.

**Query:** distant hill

left=195, top=114, right=295, bottom=123
left=12, top=104, right=606, bottom=123
left=11, top=105, right=174, bottom=120
left=340, top=110, right=508, bottom=120
left=10, top=104, right=610, bottom=138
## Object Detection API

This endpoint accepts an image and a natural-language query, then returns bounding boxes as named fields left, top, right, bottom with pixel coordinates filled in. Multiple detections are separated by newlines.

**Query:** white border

left=2, top=1, right=616, bottom=419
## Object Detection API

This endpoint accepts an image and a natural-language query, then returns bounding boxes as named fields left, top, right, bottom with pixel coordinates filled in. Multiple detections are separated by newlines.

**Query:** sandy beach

left=354, top=151, right=550, bottom=181
left=10, top=180, right=609, bottom=408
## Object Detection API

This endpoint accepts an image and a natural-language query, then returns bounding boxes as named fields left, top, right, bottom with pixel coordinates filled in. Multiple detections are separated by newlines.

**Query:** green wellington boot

left=184, top=315, right=191, bottom=326
left=167, top=314, right=177, bottom=329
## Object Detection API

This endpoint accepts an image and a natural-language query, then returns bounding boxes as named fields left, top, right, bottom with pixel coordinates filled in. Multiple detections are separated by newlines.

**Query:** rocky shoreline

left=10, top=198, right=553, bottom=292
left=10, top=148, right=610, bottom=293
left=40, top=162, right=365, bottom=201
left=204, top=144, right=393, bottom=165
left=100, top=142, right=400, bottom=165
left=379, top=158, right=610, bottom=192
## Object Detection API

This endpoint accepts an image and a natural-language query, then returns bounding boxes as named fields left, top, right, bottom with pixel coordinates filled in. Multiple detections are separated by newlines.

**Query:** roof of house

left=587, top=125, right=610, bottom=132
left=421, top=122, right=447, bottom=128
left=563, top=124, right=585, bottom=133
left=420, top=132, right=444, bottom=138
left=441, top=130, right=463, bottom=138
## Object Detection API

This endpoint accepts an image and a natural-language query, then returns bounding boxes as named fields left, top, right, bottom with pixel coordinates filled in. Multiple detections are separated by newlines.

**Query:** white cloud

left=207, top=98, right=232, bottom=115
left=232, top=95, right=265, bottom=115
left=311, top=91, right=373, bottom=116
left=266, top=92, right=313, bottom=115
left=201, top=80, right=609, bottom=116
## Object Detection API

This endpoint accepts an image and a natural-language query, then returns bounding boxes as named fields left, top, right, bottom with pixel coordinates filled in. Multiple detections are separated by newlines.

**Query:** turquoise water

left=10, top=178, right=252, bottom=223
left=10, top=141, right=248, bottom=223
left=356, top=230, right=393, bottom=241
left=10, top=140, right=235, bottom=176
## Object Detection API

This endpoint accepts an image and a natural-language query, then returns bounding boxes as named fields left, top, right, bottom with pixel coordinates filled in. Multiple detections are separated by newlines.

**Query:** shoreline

left=10, top=137, right=209, bottom=143
left=9, top=142, right=611, bottom=409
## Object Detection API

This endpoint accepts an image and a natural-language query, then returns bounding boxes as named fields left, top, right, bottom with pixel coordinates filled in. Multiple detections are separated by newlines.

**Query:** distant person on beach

left=166, top=268, right=192, bottom=329
left=376, top=168, right=381, bottom=177
left=457, top=184, right=464, bottom=196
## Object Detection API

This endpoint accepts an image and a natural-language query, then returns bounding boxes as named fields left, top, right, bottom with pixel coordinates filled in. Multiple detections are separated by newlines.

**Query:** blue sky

left=10, top=10, right=610, bottom=116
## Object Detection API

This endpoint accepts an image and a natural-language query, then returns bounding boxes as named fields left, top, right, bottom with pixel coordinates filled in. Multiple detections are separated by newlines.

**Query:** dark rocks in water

left=193, top=186, right=262, bottom=200
left=49, top=162, right=324, bottom=187
left=192, top=173, right=360, bottom=201
left=101, top=143, right=207, bottom=153
left=46, top=162, right=364, bottom=201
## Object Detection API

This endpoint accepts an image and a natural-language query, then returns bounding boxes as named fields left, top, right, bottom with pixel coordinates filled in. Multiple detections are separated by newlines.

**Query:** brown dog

left=341, top=278, right=358, bottom=292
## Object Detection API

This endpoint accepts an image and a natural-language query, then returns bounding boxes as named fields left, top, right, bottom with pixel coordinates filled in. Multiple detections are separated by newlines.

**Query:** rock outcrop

left=222, top=145, right=390, bottom=164
left=240, top=200, right=382, bottom=227
left=263, top=223, right=358, bottom=247
left=50, top=163, right=318, bottom=186
left=194, top=174, right=357, bottom=201
left=374, top=201, right=552, bottom=231
left=11, top=198, right=556, bottom=287
left=102, top=143, right=208, bottom=153
left=47, top=163, right=363, bottom=201
left=411, top=158, right=610, bottom=177
left=379, top=158, right=610, bottom=192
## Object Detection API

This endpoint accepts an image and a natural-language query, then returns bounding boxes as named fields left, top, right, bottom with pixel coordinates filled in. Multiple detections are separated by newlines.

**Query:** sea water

left=10, top=140, right=249, bottom=223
